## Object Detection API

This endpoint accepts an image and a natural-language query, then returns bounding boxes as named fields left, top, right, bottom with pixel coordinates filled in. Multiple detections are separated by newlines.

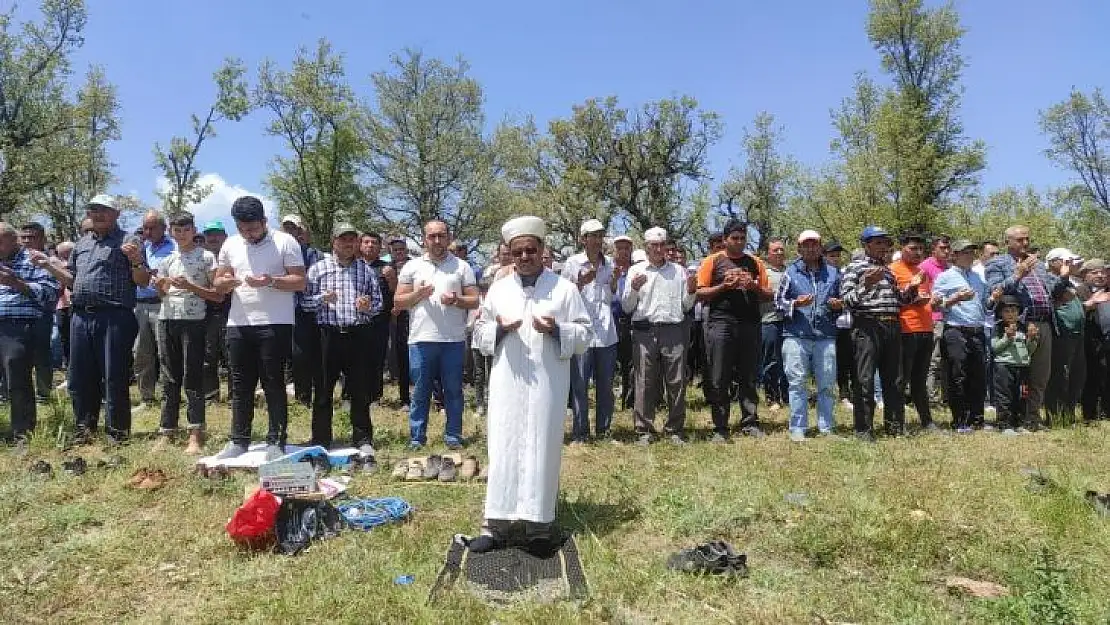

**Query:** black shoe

left=423, top=455, right=443, bottom=480
left=29, top=460, right=53, bottom=477
left=62, top=457, right=87, bottom=476
left=667, top=541, right=748, bottom=576
left=73, top=427, right=94, bottom=446
left=468, top=535, right=500, bottom=553
left=741, top=426, right=765, bottom=439
left=855, top=431, right=877, bottom=443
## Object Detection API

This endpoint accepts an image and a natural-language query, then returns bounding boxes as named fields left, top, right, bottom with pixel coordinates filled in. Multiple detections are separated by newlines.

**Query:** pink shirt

left=918, top=257, right=948, bottom=321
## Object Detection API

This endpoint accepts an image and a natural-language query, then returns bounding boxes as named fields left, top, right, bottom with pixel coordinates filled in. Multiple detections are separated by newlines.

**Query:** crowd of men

left=2, top=193, right=1109, bottom=461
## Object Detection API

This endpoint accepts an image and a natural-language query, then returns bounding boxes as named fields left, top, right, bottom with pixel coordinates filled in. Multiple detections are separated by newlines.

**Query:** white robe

left=474, top=269, right=593, bottom=523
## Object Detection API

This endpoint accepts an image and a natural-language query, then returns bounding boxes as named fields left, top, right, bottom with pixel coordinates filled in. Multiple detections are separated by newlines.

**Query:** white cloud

left=153, top=173, right=274, bottom=226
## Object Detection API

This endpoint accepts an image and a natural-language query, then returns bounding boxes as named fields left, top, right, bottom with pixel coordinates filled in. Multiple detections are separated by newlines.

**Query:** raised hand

left=532, top=315, right=556, bottom=334
left=120, top=242, right=142, bottom=264
left=322, top=290, right=338, bottom=304
left=795, top=293, right=815, bottom=307
left=355, top=295, right=371, bottom=311
left=577, top=266, right=597, bottom=288
left=495, top=315, right=522, bottom=333
left=1005, top=323, right=1017, bottom=339
left=440, top=290, right=459, bottom=306
left=631, top=273, right=648, bottom=291
left=1027, top=323, right=1039, bottom=339
left=909, top=272, right=925, bottom=288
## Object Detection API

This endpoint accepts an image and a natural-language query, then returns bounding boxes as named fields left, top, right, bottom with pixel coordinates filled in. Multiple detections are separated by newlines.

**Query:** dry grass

left=1, top=384, right=1109, bottom=624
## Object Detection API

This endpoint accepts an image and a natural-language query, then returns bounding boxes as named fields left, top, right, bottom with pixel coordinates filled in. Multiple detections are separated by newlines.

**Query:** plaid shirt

left=69, top=227, right=139, bottom=308
left=304, top=256, right=382, bottom=326
left=984, top=253, right=1068, bottom=323
left=0, top=248, right=59, bottom=321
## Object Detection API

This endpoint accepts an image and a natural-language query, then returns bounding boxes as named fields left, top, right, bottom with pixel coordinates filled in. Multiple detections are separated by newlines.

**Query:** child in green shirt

left=992, top=295, right=1041, bottom=433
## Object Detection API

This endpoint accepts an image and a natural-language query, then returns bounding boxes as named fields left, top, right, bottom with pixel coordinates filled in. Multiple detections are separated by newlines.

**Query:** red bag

left=226, top=489, right=281, bottom=550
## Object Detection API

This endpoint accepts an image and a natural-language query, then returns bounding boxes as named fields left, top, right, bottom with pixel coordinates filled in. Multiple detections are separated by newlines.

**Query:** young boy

left=992, top=295, right=1040, bottom=434
left=154, top=212, right=222, bottom=454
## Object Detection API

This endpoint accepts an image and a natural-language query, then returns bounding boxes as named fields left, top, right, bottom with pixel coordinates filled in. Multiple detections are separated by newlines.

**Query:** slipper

left=423, top=455, right=443, bottom=480
left=128, top=468, right=150, bottom=487
left=391, top=460, right=408, bottom=479
left=458, top=456, right=479, bottom=480
left=438, top=457, right=457, bottom=482
left=137, top=468, right=167, bottom=490
left=405, top=460, right=424, bottom=481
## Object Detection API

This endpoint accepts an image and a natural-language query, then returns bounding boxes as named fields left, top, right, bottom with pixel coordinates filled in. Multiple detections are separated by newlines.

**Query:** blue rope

left=338, top=497, right=412, bottom=531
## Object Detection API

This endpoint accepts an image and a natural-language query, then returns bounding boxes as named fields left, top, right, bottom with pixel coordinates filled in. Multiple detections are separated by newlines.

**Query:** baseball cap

left=580, top=219, right=605, bottom=235
left=202, top=220, right=226, bottom=234
left=87, top=194, right=118, bottom=211
left=859, top=226, right=890, bottom=242
left=797, top=229, right=821, bottom=244
left=824, top=240, right=845, bottom=253
left=331, top=222, right=359, bottom=238
left=1081, top=258, right=1106, bottom=273
left=951, top=239, right=979, bottom=253
left=644, top=227, right=668, bottom=243
left=1045, top=247, right=1080, bottom=262
left=281, top=214, right=305, bottom=229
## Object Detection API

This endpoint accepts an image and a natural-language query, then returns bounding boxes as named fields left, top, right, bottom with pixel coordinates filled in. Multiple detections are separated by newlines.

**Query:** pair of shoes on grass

left=391, top=454, right=481, bottom=482
left=666, top=540, right=748, bottom=577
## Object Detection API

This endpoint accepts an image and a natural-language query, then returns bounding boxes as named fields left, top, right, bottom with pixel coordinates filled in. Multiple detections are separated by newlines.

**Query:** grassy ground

left=1, top=382, right=1109, bottom=625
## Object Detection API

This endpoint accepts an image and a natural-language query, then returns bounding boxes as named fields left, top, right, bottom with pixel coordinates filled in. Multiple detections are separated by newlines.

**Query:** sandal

left=438, top=457, right=457, bottom=482
left=458, top=456, right=479, bottom=480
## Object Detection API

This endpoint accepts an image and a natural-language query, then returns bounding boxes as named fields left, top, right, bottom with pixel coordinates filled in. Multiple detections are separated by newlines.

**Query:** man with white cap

left=1044, top=247, right=1086, bottom=421
left=561, top=219, right=620, bottom=444
left=774, top=230, right=842, bottom=440
left=621, top=227, right=696, bottom=444
left=470, top=216, right=592, bottom=553
left=281, top=214, right=323, bottom=407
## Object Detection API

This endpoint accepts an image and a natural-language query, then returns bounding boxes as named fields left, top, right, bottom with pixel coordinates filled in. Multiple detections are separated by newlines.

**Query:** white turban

left=501, top=216, right=546, bottom=244
left=644, top=227, right=667, bottom=243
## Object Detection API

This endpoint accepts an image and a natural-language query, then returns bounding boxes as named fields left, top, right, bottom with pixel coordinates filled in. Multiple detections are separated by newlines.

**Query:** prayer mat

left=428, top=534, right=588, bottom=605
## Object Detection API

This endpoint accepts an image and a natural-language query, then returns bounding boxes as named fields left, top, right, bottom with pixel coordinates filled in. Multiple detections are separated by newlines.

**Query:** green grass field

left=1, top=384, right=1108, bottom=624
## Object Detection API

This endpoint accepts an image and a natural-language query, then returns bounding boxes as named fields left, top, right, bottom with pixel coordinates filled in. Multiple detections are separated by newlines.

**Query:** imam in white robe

left=473, top=268, right=593, bottom=523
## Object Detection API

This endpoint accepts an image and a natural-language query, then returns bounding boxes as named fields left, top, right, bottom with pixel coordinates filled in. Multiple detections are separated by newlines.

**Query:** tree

left=866, top=0, right=985, bottom=232
left=716, top=112, right=795, bottom=250
left=31, top=65, right=119, bottom=240
left=1039, top=88, right=1110, bottom=214
left=0, top=0, right=88, bottom=216
left=947, top=186, right=1067, bottom=250
left=363, top=49, right=487, bottom=243
left=549, top=95, right=722, bottom=251
left=256, top=39, right=368, bottom=245
left=153, top=58, right=250, bottom=214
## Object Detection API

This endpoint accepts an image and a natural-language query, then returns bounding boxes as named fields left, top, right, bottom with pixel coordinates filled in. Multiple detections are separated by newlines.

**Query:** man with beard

left=469, top=216, right=592, bottom=553
left=889, top=232, right=938, bottom=431
left=360, top=232, right=396, bottom=406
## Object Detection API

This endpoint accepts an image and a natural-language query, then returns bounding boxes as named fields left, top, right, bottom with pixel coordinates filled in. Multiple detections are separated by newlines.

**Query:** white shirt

left=621, top=261, right=695, bottom=324
left=560, top=252, right=618, bottom=347
left=217, top=229, right=304, bottom=327
left=158, top=247, right=216, bottom=321
left=398, top=253, right=476, bottom=343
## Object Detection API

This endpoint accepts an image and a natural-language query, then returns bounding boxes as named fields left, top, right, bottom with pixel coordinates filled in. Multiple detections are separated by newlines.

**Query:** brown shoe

left=184, top=430, right=205, bottom=456
left=128, top=468, right=150, bottom=487
left=137, top=469, right=167, bottom=490
left=459, top=456, right=479, bottom=479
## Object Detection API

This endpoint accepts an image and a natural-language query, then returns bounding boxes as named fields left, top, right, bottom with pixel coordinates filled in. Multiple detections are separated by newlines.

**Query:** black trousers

left=367, top=315, right=391, bottom=404
left=291, top=309, right=320, bottom=405
left=994, top=363, right=1029, bottom=429
left=203, top=307, right=228, bottom=401
left=852, top=316, right=904, bottom=434
left=836, top=328, right=856, bottom=401
left=57, top=307, right=71, bottom=369
left=158, top=319, right=207, bottom=431
left=900, top=331, right=934, bottom=426
left=227, top=324, right=292, bottom=446
left=942, top=325, right=986, bottom=429
left=0, top=320, right=36, bottom=437
left=70, top=307, right=137, bottom=439
left=705, top=319, right=760, bottom=433
left=392, top=312, right=411, bottom=405
left=1046, top=330, right=1086, bottom=422
left=313, top=325, right=374, bottom=448
left=616, top=315, right=634, bottom=410
left=1082, top=337, right=1108, bottom=422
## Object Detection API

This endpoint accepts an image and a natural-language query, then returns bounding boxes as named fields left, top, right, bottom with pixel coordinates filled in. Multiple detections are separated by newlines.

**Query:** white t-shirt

left=158, top=247, right=216, bottom=321
left=398, top=253, right=476, bottom=343
left=217, top=229, right=305, bottom=327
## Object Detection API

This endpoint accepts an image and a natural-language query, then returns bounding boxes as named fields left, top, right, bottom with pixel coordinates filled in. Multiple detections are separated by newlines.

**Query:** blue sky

left=49, top=0, right=1110, bottom=227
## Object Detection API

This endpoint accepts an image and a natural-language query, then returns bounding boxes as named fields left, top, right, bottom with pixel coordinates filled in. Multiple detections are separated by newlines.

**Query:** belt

left=856, top=313, right=898, bottom=323
left=322, top=324, right=369, bottom=334
left=631, top=320, right=682, bottom=331
left=136, top=297, right=161, bottom=304
left=949, top=325, right=984, bottom=333
left=75, top=305, right=126, bottom=314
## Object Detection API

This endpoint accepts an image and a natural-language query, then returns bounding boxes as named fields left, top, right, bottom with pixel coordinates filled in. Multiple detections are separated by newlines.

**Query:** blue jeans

left=783, top=337, right=837, bottom=434
left=760, top=321, right=788, bottom=404
left=570, top=344, right=618, bottom=439
left=408, top=341, right=464, bottom=446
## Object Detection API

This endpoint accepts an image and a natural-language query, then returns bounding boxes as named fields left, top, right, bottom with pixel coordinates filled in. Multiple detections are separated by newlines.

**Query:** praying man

left=469, top=216, right=593, bottom=553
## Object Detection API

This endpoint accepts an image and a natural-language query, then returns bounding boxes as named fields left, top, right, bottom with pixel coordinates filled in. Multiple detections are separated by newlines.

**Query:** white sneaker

left=285, top=383, right=295, bottom=397
left=55, top=380, right=68, bottom=390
